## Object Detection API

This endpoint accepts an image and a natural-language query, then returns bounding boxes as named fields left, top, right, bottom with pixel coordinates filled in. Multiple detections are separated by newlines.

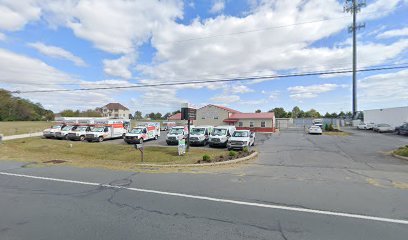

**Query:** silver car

left=373, top=123, right=394, bottom=133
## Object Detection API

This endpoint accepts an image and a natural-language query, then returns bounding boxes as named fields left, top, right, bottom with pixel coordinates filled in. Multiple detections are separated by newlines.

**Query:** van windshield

left=233, top=131, right=248, bottom=137
left=74, top=126, right=89, bottom=132
left=191, top=128, right=205, bottom=135
left=62, top=126, right=74, bottom=131
left=169, top=128, right=183, bottom=135
left=212, top=129, right=227, bottom=136
left=92, top=127, right=105, bottom=132
left=52, top=125, right=62, bottom=129
left=130, top=128, right=143, bottom=134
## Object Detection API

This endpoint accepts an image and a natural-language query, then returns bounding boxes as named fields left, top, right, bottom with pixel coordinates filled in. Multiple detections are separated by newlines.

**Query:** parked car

left=166, top=126, right=188, bottom=145
left=227, top=130, right=255, bottom=150
left=395, top=123, right=408, bottom=135
left=373, top=124, right=394, bottom=133
left=308, top=125, right=322, bottom=135
left=189, top=126, right=213, bottom=146
left=209, top=126, right=236, bottom=148
left=357, top=122, right=367, bottom=130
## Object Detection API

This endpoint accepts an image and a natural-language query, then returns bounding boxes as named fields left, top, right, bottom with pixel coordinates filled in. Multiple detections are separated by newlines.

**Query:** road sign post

left=134, top=143, right=144, bottom=162
left=181, top=103, right=196, bottom=152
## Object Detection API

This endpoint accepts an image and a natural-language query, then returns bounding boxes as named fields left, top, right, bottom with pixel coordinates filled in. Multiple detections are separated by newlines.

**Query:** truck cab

left=124, top=124, right=160, bottom=144
left=166, top=126, right=188, bottom=145
left=227, top=130, right=255, bottom=150
left=43, top=124, right=66, bottom=138
left=55, top=125, right=78, bottom=140
left=189, top=126, right=213, bottom=146
left=209, top=126, right=236, bottom=147
left=67, top=126, right=93, bottom=141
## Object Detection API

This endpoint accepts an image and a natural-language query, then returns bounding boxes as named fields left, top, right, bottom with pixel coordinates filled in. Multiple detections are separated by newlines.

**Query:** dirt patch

left=43, top=160, right=67, bottom=164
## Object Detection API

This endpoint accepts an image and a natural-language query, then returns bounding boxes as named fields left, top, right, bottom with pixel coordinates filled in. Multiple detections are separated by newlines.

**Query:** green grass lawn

left=395, top=145, right=408, bottom=157
left=0, top=137, right=227, bottom=170
left=0, top=121, right=53, bottom=136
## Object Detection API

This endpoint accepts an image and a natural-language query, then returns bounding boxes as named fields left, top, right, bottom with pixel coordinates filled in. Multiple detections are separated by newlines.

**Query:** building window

left=114, top=109, right=118, bottom=112
left=115, top=114, right=119, bottom=117
left=202, top=117, right=205, bottom=119
left=238, top=122, right=243, bottom=127
left=103, top=109, right=107, bottom=112
left=214, top=116, right=218, bottom=119
left=250, top=122, right=254, bottom=127
left=261, top=121, right=266, bottom=127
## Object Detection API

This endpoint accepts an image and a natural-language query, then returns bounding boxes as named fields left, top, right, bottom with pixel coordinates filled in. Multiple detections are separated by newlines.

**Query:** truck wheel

left=154, top=135, right=158, bottom=140
left=79, top=135, right=85, bottom=141
left=252, top=140, right=255, bottom=146
left=397, top=130, right=400, bottom=135
left=122, top=133, right=126, bottom=139
left=98, top=136, right=104, bottom=142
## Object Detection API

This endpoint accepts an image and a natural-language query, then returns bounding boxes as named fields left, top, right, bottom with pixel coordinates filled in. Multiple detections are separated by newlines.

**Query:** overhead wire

left=9, top=65, right=408, bottom=94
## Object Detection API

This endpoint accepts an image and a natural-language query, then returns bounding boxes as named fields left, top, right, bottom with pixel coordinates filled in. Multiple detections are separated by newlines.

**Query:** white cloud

left=288, top=83, right=338, bottom=100
left=103, top=55, right=135, bottom=79
left=28, top=42, right=86, bottom=66
left=230, top=84, right=254, bottom=94
left=359, top=69, right=408, bottom=104
left=42, top=0, right=184, bottom=54
left=377, top=27, right=408, bottom=39
left=0, top=0, right=41, bottom=31
left=0, top=32, right=5, bottom=41
left=210, top=1, right=225, bottom=14
left=210, top=95, right=240, bottom=104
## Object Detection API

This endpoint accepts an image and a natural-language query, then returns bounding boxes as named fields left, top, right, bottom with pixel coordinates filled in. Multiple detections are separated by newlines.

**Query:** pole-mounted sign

left=180, top=103, right=196, bottom=151
left=134, top=143, right=144, bottom=162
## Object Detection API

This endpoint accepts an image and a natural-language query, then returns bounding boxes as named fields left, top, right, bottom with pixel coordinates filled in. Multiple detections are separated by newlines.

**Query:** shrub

left=202, top=154, right=211, bottom=162
left=328, top=124, right=334, bottom=131
left=229, top=150, right=237, bottom=157
left=243, top=146, right=249, bottom=153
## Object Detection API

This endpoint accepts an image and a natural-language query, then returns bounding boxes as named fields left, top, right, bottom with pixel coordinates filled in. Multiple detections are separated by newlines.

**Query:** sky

left=0, top=0, right=407, bottom=115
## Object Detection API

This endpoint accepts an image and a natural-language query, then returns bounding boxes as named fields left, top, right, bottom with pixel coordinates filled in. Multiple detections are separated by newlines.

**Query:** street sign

left=181, top=107, right=196, bottom=120
left=135, top=144, right=143, bottom=149
left=134, top=143, right=144, bottom=162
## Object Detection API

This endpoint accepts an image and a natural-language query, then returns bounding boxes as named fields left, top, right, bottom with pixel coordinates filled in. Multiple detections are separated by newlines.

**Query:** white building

left=364, top=106, right=408, bottom=128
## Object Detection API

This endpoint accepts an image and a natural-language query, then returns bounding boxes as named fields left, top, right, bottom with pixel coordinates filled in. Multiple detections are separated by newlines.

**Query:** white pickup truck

left=43, top=124, right=66, bottom=138
left=227, top=130, right=255, bottom=150
left=66, top=126, right=93, bottom=141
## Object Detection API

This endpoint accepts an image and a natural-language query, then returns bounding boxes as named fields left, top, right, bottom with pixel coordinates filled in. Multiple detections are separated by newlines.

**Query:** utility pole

left=344, top=0, right=365, bottom=117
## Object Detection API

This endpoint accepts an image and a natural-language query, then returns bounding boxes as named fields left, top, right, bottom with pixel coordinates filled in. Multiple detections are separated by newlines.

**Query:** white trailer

left=363, top=106, right=408, bottom=128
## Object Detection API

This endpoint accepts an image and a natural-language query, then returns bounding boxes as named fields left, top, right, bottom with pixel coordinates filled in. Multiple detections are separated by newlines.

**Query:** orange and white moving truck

left=85, top=119, right=131, bottom=142
left=124, top=122, right=160, bottom=144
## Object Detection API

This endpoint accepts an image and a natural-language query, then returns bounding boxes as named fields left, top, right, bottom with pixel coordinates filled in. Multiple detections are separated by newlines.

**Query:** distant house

left=100, top=103, right=130, bottom=119
left=167, top=112, right=187, bottom=125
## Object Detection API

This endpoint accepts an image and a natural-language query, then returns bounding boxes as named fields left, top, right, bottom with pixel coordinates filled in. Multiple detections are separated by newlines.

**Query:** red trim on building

left=236, top=127, right=275, bottom=133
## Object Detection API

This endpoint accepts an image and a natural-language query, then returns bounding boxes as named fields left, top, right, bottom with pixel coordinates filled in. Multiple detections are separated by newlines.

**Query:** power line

left=10, top=65, right=408, bottom=94
left=5, top=60, right=408, bottom=86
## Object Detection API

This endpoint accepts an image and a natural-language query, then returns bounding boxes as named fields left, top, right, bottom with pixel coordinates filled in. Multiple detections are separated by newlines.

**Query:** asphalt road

left=1, top=128, right=408, bottom=239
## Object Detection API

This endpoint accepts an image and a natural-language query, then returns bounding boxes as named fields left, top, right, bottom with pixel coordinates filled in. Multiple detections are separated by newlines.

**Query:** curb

left=135, top=151, right=258, bottom=168
left=392, top=153, right=408, bottom=161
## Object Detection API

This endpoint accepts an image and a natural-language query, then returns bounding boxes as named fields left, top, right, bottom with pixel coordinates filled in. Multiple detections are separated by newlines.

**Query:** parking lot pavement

left=1, top=130, right=408, bottom=239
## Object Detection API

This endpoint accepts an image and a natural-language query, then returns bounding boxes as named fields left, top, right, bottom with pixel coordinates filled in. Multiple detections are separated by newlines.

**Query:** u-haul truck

left=85, top=119, right=131, bottom=142
left=124, top=122, right=160, bottom=144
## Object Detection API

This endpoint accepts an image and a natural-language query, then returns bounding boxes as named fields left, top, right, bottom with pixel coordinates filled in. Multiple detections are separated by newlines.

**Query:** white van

left=189, top=126, right=213, bottom=146
left=166, top=126, right=188, bottom=145
left=124, top=123, right=160, bottom=144
left=209, top=126, right=236, bottom=147
left=43, top=124, right=66, bottom=138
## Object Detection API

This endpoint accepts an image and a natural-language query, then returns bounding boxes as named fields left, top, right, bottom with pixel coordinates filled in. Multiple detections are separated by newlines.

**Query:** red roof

left=168, top=112, right=182, bottom=120
left=204, top=104, right=241, bottom=113
left=228, top=112, right=275, bottom=119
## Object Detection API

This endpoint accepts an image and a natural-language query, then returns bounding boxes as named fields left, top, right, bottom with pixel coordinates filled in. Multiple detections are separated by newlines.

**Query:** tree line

left=58, top=109, right=102, bottom=117
left=133, top=110, right=181, bottom=120
left=0, top=89, right=54, bottom=121
left=255, top=106, right=353, bottom=118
